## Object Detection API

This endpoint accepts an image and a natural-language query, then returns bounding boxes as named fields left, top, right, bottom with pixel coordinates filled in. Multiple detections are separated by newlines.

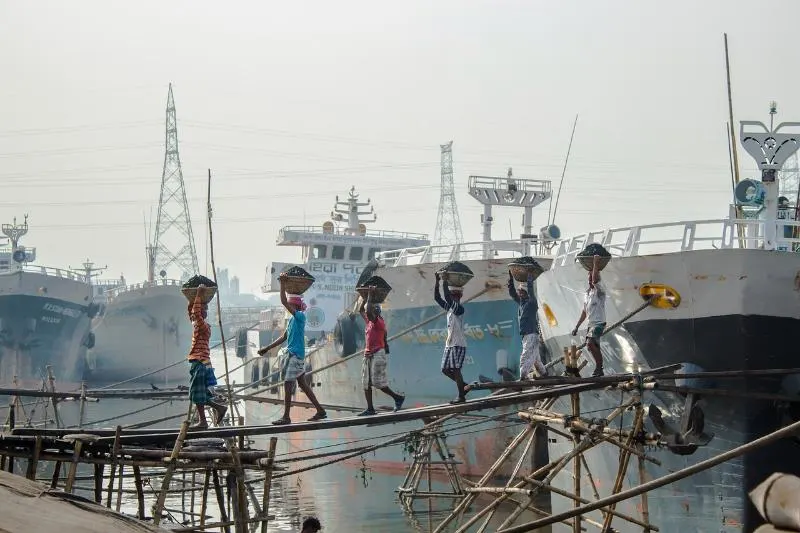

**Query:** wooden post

left=65, top=439, right=84, bottom=494
left=93, top=463, right=105, bottom=503
left=133, top=465, right=146, bottom=520
left=190, top=470, right=197, bottom=527
left=115, top=464, right=124, bottom=512
left=78, top=381, right=87, bottom=429
left=636, top=405, right=651, bottom=532
left=572, top=392, right=581, bottom=533
left=261, top=437, right=278, bottom=533
left=212, top=468, right=232, bottom=533
left=46, top=366, right=61, bottom=428
left=200, top=469, right=211, bottom=528
left=152, top=408, right=192, bottom=526
left=106, top=425, right=122, bottom=507
left=26, top=435, right=42, bottom=480
left=50, top=461, right=62, bottom=489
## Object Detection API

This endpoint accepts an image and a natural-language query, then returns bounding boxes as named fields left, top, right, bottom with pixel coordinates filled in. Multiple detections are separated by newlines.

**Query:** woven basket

left=576, top=254, right=611, bottom=272
left=181, top=286, right=217, bottom=304
left=280, top=275, right=314, bottom=295
left=508, top=262, right=544, bottom=283
left=355, top=286, right=391, bottom=304
left=439, top=270, right=473, bottom=288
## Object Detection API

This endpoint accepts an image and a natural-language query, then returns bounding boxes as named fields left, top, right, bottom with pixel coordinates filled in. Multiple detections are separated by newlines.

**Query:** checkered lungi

left=282, top=353, right=306, bottom=383
left=189, top=360, right=210, bottom=405
left=441, top=345, right=467, bottom=371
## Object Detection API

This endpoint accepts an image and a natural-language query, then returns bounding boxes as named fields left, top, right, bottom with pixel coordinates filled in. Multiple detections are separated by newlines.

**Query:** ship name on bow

left=399, top=319, right=514, bottom=344
left=42, top=303, right=82, bottom=319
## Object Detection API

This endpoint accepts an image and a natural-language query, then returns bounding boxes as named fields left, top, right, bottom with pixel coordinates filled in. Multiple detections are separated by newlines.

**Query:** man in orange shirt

left=357, top=287, right=405, bottom=416
left=187, top=285, right=226, bottom=429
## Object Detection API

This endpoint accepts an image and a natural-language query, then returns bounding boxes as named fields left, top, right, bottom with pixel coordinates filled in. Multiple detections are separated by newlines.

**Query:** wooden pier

left=3, top=364, right=800, bottom=532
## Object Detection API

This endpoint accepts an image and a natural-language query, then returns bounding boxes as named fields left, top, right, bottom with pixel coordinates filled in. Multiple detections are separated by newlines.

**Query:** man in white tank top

left=434, top=272, right=469, bottom=404
left=570, top=255, right=606, bottom=377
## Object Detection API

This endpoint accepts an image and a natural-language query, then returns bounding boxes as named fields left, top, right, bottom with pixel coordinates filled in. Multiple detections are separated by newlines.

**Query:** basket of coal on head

left=436, top=261, right=474, bottom=288
left=279, top=265, right=315, bottom=295
left=508, top=256, right=545, bottom=283
left=356, top=275, right=392, bottom=304
left=576, top=243, right=612, bottom=272
left=181, top=275, right=218, bottom=303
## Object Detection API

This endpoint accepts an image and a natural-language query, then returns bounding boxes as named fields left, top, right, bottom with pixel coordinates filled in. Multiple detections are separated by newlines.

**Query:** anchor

left=648, top=392, right=714, bottom=456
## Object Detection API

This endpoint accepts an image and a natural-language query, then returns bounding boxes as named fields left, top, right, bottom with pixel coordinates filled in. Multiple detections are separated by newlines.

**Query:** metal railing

left=0, top=264, right=90, bottom=282
left=377, top=238, right=561, bottom=267
left=105, top=278, right=183, bottom=298
left=377, top=217, right=800, bottom=270
left=278, top=225, right=429, bottom=242
left=551, top=217, right=800, bottom=268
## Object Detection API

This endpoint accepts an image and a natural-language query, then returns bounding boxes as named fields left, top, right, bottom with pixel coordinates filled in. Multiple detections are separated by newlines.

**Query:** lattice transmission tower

left=780, top=151, right=800, bottom=206
left=433, top=141, right=464, bottom=246
left=153, top=84, right=199, bottom=281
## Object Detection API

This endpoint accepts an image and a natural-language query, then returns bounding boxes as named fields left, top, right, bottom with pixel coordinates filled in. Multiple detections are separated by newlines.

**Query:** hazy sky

left=2, top=1, right=799, bottom=294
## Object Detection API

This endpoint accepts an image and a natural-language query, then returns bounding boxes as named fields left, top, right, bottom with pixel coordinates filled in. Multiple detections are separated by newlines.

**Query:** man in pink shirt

left=357, top=287, right=405, bottom=416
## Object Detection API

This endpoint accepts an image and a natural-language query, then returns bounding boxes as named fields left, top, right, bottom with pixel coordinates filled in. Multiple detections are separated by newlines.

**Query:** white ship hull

left=86, top=282, right=190, bottom=385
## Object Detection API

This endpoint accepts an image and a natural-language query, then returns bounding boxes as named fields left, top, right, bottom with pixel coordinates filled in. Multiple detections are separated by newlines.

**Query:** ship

left=241, top=114, right=800, bottom=532
left=0, top=216, right=100, bottom=386
left=241, top=178, right=556, bottom=474
left=85, top=243, right=190, bottom=386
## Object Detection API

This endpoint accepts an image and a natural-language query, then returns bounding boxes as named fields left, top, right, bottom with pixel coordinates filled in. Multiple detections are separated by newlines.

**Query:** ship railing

left=377, top=238, right=561, bottom=266
left=105, top=278, right=184, bottom=297
left=552, top=217, right=800, bottom=267
left=278, top=225, right=428, bottom=241
left=0, top=264, right=91, bottom=282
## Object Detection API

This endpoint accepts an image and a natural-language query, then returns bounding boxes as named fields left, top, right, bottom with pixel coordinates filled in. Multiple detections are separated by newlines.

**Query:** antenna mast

left=433, top=141, right=464, bottom=246
left=153, top=83, right=199, bottom=281
left=331, top=186, right=376, bottom=235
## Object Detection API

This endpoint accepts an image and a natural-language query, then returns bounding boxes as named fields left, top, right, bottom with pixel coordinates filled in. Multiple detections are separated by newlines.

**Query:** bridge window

left=368, top=248, right=381, bottom=260
left=312, top=245, right=327, bottom=259
left=349, top=247, right=364, bottom=261
left=331, top=245, right=345, bottom=260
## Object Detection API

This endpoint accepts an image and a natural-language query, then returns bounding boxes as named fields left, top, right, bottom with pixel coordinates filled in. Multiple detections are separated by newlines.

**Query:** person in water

left=433, top=272, right=469, bottom=404
left=187, top=285, right=226, bottom=429
left=571, top=255, right=606, bottom=377
left=258, top=277, right=327, bottom=425
left=508, top=270, right=547, bottom=379
left=357, top=287, right=405, bottom=416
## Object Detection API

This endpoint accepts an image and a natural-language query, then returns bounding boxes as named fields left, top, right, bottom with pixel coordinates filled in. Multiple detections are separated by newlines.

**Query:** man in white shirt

left=570, top=255, right=606, bottom=377
left=434, top=272, right=469, bottom=404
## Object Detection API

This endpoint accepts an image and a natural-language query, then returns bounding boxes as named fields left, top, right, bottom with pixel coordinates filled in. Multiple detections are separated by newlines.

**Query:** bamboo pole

left=207, top=168, right=238, bottom=427
left=199, top=469, right=211, bottom=528
left=212, top=469, right=231, bottom=533
left=152, top=403, right=193, bottom=525
left=105, top=425, right=122, bottom=507
left=260, top=437, right=278, bottom=533
left=572, top=392, right=581, bottom=533
left=133, top=465, right=146, bottom=520
left=724, top=32, right=746, bottom=247
left=499, top=416, right=800, bottom=533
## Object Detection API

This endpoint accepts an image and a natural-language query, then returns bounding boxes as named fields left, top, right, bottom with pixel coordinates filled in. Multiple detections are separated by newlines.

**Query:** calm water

left=3, top=349, right=528, bottom=532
